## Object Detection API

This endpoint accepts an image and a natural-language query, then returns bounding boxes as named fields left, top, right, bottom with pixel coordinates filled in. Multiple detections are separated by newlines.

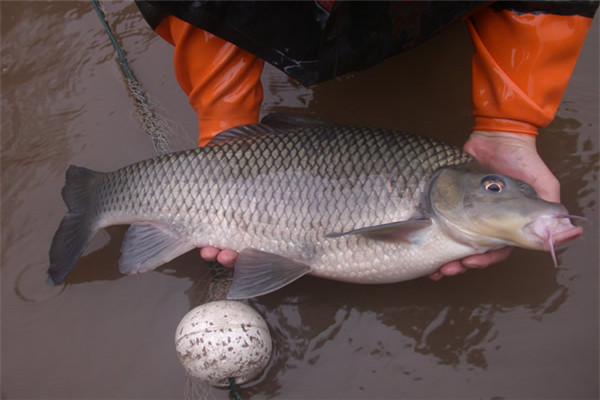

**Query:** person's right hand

left=464, top=130, right=560, bottom=202
left=428, top=130, right=561, bottom=280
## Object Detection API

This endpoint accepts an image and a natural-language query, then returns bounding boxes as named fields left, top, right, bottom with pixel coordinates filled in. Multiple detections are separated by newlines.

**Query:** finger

left=217, top=249, right=239, bottom=268
left=200, top=247, right=219, bottom=262
left=428, top=261, right=466, bottom=281
left=462, top=246, right=513, bottom=269
left=439, top=261, right=467, bottom=276
left=428, top=271, right=444, bottom=281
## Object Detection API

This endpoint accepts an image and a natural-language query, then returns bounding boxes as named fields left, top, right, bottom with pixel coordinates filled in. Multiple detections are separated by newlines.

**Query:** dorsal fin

left=207, top=123, right=277, bottom=145
left=260, top=112, right=333, bottom=130
left=208, top=113, right=333, bottom=145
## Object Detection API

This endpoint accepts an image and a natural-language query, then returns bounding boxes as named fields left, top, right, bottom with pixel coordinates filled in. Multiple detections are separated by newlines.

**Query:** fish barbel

left=47, top=114, right=582, bottom=298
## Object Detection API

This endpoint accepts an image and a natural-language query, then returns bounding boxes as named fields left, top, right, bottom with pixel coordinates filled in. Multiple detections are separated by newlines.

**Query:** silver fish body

left=47, top=114, right=581, bottom=298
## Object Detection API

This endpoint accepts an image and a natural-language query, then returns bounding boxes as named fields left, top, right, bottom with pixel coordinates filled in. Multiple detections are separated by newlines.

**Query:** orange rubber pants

left=468, top=8, right=593, bottom=135
left=156, top=10, right=593, bottom=142
left=156, top=15, right=264, bottom=146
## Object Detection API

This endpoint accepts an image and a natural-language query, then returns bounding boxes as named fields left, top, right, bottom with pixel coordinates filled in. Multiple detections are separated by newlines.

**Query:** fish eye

left=481, top=175, right=505, bottom=193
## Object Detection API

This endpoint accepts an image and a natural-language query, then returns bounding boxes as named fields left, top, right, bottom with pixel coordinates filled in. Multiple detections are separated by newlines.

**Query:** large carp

left=47, top=114, right=582, bottom=298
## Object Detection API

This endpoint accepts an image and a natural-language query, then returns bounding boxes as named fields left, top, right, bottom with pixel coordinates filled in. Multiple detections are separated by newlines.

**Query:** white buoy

left=175, top=300, right=272, bottom=387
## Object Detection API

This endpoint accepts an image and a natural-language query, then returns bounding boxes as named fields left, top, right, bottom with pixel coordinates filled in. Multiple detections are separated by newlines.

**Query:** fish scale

left=49, top=114, right=578, bottom=299
left=92, top=124, right=470, bottom=272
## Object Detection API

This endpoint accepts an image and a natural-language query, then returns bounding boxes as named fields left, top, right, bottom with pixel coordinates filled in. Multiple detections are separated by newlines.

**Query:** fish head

left=429, top=166, right=583, bottom=253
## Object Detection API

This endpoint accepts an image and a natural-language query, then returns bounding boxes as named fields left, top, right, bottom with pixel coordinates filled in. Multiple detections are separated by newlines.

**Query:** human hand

left=199, top=247, right=238, bottom=268
left=463, top=131, right=560, bottom=202
left=429, top=130, right=560, bottom=281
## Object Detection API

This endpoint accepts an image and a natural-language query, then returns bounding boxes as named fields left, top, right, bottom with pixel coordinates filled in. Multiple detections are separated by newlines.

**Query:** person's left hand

left=199, top=247, right=238, bottom=268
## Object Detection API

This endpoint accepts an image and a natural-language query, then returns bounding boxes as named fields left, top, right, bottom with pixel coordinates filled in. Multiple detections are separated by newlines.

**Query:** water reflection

left=545, top=116, right=599, bottom=213
left=262, top=64, right=315, bottom=112
left=14, top=260, right=68, bottom=302
left=1, top=1, right=117, bottom=264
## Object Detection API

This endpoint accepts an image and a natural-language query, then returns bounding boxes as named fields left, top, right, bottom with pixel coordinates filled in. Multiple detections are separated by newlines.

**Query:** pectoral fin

left=227, top=248, right=312, bottom=300
left=325, top=218, right=432, bottom=243
left=119, top=223, right=195, bottom=275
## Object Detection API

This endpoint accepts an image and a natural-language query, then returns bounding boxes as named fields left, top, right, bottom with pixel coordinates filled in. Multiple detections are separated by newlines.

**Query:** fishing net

left=182, top=263, right=238, bottom=400
left=92, top=1, right=246, bottom=398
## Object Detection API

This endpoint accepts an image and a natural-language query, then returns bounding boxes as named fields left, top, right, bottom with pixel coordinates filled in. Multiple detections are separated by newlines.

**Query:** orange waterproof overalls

left=149, top=3, right=594, bottom=145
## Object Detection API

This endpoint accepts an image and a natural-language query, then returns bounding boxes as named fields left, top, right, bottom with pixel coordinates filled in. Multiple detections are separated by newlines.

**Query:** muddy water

left=1, top=2, right=598, bottom=399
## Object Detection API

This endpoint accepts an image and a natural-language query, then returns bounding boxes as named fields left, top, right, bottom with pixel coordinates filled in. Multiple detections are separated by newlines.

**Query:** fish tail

left=47, top=166, right=104, bottom=285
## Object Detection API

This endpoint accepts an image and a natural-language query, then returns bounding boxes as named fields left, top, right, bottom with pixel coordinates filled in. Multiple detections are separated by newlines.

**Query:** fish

left=47, top=113, right=583, bottom=298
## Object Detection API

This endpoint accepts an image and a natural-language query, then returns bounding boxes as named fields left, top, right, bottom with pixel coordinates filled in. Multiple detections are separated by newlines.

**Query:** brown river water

left=1, top=2, right=598, bottom=399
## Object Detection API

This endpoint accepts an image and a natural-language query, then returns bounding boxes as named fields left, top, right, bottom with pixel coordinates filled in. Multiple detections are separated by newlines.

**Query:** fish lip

left=545, top=225, right=583, bottom=249
left=522, top=215, right=583, bottom=250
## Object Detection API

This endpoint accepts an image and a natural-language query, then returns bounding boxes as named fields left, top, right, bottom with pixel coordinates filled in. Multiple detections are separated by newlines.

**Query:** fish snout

left=524, top=215, right=583, bottom=251
left=545, top=222, right=583, bottom=249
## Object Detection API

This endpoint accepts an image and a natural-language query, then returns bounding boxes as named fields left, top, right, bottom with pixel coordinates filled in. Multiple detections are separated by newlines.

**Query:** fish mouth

left=523, top=214, right=585, bottom=267
left=546, top=220, right=583, bottom=248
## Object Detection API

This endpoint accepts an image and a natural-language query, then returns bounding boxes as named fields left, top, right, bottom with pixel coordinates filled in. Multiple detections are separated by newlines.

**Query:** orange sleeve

left=467, top=8, right=593, bottom=135
left=155, top=16, right=264, bottom=146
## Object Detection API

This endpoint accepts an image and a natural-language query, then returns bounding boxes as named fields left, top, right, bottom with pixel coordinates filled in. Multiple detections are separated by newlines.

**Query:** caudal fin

left=47, top=166, right=104, bottom=285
